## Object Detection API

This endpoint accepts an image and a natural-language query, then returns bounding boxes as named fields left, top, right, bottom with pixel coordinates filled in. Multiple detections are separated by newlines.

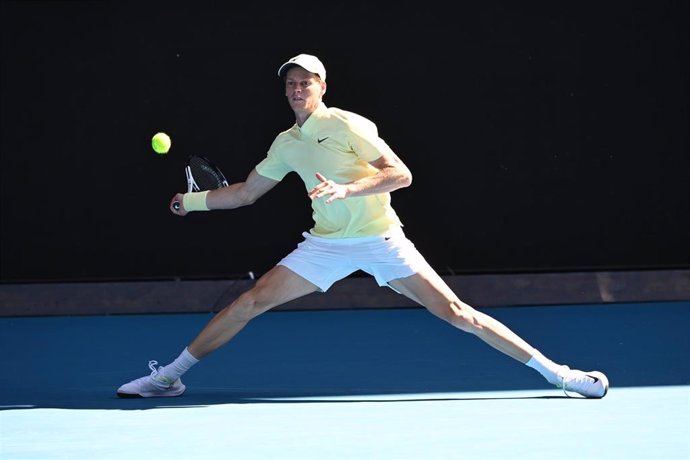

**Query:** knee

left=441, top=301, right=482, bottom=333
left=221, top=286, right=270, bottom=322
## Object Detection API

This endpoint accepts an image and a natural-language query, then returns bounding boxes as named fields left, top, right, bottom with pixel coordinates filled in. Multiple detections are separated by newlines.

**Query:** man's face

left=284, top=66, right=326, bottom=115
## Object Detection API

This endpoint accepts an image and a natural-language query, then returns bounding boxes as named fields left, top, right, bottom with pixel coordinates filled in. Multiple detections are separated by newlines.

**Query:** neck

left=295, top=110, right=311, bottom=127
left=294, top=101, right=322, bottom=127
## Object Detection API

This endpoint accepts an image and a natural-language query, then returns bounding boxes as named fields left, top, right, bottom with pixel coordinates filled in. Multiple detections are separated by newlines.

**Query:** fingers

left=308, top=172, right=329, bottom=200
left=308, top=184, right=327, bottom=200
left=308, top=172, right=345, bottom=203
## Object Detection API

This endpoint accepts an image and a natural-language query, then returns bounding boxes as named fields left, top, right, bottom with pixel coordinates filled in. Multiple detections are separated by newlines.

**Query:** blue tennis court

left=1, top=301, right=688, bottom=459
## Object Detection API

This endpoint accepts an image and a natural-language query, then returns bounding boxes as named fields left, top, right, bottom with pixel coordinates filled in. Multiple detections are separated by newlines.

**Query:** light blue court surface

left=1, top=302, right=689, bottom=459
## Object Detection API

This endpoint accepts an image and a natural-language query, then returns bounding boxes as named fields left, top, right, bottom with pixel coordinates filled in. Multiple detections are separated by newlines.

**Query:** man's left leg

left=388, top=267, right=609, bottom=398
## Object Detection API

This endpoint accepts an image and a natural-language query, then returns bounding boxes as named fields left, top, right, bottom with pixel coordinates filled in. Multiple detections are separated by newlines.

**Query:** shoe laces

left=147, top=360, right=161, bottom=376
left=147, top=359, right=174, bottom=387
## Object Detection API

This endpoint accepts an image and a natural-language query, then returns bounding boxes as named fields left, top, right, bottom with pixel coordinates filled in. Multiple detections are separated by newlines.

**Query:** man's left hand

left=308, top=172, right=348, bottom=203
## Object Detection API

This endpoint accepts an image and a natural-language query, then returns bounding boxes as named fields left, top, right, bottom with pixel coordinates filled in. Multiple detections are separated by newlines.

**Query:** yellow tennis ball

left=151, top=132, right=171, bottom=154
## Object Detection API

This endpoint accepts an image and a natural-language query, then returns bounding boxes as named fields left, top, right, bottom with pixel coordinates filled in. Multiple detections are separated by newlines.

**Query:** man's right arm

left=171, top=168, right=279, bottom=215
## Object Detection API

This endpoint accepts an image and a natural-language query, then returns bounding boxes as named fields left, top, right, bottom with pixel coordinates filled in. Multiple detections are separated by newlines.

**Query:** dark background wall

left=1, top=1, right=688, bottom=283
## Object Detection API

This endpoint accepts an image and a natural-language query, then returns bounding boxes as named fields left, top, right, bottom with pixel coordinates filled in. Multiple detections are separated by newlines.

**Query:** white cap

left=278, top=54, right=326, bottom=81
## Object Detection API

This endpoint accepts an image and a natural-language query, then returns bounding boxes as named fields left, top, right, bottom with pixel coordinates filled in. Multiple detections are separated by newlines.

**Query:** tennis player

left=118, top=54, right=608, bottom=399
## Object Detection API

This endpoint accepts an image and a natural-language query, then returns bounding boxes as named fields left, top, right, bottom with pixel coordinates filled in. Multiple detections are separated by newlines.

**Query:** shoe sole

left=116, top=385, right=186, bottom=399
left=117, top=392, right=146, bottom=399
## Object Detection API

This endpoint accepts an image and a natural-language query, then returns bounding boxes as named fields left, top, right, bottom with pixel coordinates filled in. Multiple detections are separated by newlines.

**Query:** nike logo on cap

left=317, top=137, right=329, bottom=143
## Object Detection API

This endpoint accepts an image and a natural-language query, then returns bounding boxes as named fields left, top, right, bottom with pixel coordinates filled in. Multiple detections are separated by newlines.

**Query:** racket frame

left=173, top=155, right=228, bottom=210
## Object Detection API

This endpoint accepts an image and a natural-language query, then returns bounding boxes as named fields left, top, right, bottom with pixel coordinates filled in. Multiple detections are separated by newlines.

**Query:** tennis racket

left=172, top=154, right=229, bottom=210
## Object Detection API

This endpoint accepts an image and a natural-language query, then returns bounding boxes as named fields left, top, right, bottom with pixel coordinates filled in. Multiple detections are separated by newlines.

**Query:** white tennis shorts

left=278, top=226, right=431, bottom=292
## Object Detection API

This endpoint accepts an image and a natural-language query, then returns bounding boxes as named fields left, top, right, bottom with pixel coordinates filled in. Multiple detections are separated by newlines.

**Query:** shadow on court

left=1, top=302, right=688, bottom=411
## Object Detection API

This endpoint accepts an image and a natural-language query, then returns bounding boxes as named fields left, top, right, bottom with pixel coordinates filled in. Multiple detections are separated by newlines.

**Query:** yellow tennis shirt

left=256, top=103, right=403, bottom=238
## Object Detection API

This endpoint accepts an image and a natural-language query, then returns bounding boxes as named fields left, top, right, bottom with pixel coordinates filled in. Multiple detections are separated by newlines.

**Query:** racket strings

left=189, top=156, right=226, bottom=190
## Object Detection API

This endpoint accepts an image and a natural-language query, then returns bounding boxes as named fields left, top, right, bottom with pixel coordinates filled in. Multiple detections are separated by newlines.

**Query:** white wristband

left=182, top=191, right=210, bottom=211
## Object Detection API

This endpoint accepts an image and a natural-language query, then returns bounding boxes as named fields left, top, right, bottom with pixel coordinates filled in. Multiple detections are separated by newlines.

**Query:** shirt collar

left=298, top=102, right=328, bottom=137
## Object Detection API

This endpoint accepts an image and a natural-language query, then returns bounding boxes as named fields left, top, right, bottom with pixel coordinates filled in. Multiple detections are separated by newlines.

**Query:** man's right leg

left=187, top=265, right=320, bottom=359
left=116, top=265, right=320, bottom=398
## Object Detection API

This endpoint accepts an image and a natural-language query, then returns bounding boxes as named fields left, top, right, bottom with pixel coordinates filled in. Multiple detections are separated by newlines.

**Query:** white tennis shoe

left=557, top=367, right=609, bottom=398
left=117, top=360, right=186, bottom=398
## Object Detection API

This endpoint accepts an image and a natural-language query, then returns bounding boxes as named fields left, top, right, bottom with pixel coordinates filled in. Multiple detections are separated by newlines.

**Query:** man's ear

left=321, top=81, right=327, bottom=96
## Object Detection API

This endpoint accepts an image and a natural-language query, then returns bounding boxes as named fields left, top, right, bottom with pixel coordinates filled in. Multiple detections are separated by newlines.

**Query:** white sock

left=525, top=350, right=565, bottom=385
left=153, top=348, right=200, bottom=387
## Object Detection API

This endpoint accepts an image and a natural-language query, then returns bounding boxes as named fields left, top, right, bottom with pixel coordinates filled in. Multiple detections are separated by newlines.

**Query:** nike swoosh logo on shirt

left=317, top=137, right=329, bottom=143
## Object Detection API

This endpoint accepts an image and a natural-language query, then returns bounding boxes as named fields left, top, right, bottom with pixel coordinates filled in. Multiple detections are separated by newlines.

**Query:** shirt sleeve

left=255, top=138, right=292, bottom=181
left=341, top=111, right=395, bottom=162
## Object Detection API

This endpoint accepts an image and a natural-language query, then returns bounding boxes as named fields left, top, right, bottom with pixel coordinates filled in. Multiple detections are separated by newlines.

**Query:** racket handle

left=172, top=201, right=181, bottom=210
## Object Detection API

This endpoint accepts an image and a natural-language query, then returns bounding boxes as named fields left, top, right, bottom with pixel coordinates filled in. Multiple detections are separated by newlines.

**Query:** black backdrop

left=1, top=1, right=688, bottom=283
